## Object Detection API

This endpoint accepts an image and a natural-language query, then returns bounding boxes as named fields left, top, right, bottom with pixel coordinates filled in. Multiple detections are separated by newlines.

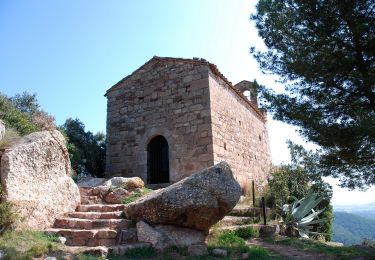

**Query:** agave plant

left=282, top=190, right=326, bottom=238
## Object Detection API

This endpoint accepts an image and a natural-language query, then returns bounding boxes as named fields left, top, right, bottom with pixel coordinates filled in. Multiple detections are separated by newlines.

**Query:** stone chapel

left=105, top=56, right=271, bottom=188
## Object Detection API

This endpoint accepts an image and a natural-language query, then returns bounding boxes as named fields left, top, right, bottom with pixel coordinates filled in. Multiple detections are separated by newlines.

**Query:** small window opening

left=243, top=90, right=251, bottom=100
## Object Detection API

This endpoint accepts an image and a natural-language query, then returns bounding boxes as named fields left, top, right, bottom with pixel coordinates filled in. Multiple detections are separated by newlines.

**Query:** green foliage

left=282, top=190, right=326, bottom=238
left=247, top=246, right=270, bottom=259
left=234, top=227, right=258, bottom=239
left=123, top=246, right=156, bottom=258
left=0, top=92, right=55, bottom=136
left=267, top=141, right=333, bottom=240
left=60, top=118, right=106, bottom=177
left=268, top=165, right=309, bottom=208
left=0, top=187, right=18, bottom=233
left=251, top=0, right=375, bottom=190
left=122, top=188, right=152, bottom=204
left=333, top=211, right=375, bottom=246
left=0, top=230, right=60, bottom=259
left=0, top=93, right=39, bottom=135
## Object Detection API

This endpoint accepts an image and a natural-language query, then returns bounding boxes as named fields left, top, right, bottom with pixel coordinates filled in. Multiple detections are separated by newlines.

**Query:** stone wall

left=0, top=130, right=80, bottom=230
left=208, top=72, right=271, bottom=189
left=106, top=60, right=214, bottom=183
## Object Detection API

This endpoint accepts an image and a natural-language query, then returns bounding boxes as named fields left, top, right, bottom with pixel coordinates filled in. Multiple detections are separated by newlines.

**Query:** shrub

left=216, top=230, right=246, bottom=248
left=0, top=128, right=21, bottom=150
left=234, top=227, right=258, bottom=239
left=246, top=246, right=270, bottom=259
left=0, top=92, right=55, bottom=136
left=0, top=186, right=18, bottom=233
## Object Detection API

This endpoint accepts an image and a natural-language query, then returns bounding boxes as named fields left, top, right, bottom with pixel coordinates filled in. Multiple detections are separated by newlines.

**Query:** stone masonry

left=105, top=56, right=271, bottom=189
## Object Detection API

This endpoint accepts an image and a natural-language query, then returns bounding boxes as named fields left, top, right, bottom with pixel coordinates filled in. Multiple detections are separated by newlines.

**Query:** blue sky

left=1, top=0, right=374, bottom=205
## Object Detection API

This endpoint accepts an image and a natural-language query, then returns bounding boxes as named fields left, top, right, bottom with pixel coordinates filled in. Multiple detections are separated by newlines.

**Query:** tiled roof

left=105, top=56, right=266, bottom=120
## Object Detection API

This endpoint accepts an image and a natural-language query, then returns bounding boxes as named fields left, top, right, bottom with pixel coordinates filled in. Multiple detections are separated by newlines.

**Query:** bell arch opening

left=147, top=135, right=170, bottom=184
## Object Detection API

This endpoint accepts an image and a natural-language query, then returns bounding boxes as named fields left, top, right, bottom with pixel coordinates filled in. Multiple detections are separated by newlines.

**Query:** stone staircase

left=46, top=187, right=150, bottom=256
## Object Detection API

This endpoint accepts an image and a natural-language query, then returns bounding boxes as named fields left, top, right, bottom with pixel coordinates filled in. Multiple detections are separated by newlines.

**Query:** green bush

left=247, top=246, right=270, bottom=259
left=234, top=227, right=258, bottom=239
left=0, top=94, right=39, bottom=136
left=60, top=118, right=106, bottom=177
left=216, top=230, right=246, bottom=248
left=0, top=187, right=18, bottom=233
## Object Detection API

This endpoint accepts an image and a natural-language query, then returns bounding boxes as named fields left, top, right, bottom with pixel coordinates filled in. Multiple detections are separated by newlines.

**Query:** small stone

left=119, top=228, right=137, bottom=243
left=212, top=248, right=227, bottom=257
left=241, top=252, right=249, bottom=259
left=0, top=250, right=5, bottom=259
left=187, top=243, right=208, bottom=256
left=104, top=188, right=130, bottom=204
left=44, top=257, right=57, bottom=260
left=58, top=236, right=66, bottom=244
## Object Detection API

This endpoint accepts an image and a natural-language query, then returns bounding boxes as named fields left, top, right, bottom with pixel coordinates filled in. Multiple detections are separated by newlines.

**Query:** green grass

left=122, top=187, right=152, bottom=204
left=75, top=254, right=106, bottom=260
left=278, top=238, right=375, bottom=259
left=234, top=227, right=259, bottom=239
left=123, top=246, right=157, bottom=258
left=207, top=229, right=279, bottom=259
left=0, top=230, right=61, bottom=259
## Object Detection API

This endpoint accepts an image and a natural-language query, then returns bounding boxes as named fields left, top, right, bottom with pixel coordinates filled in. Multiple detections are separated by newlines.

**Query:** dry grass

left=0, top=128, right=21, bottom=150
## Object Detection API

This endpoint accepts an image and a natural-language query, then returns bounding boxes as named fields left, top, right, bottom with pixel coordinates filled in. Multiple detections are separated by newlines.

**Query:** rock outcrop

left=104, top=177, right=144, bottom=190
left=77, top=176, right=146, bottom=204
left=0, top=119, right=5, bottom=141
left=136, top=221, right=205, bottom=251
left=125, top=161, right=241, bottom=231
left=0, top=130, right=80, bottom=230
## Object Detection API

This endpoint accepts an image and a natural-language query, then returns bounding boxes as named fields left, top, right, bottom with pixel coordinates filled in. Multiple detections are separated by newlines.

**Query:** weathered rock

left=0, top=119, right=5, bottom=141
left=104, top=176, right=144, bottom=190
left=103, top=188, right=131, bottom=204
left=119, top=228, right=137, bottom=243
left=136, top=221, right=205, bottom=251
left=187, top=244, right=208, bottom=256
left=125, top=162, right=241, bottom=231
left=212, top=248, right=227, bottom=257
left=77, top=177, right=106, bottom=187
left=0, top=130, right=80, bottom=230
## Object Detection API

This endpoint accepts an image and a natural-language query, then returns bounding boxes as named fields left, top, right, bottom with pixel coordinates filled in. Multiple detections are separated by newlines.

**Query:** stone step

left=54, top=218, right=130, bottom=230
left=81, top=195, right=103, bottom=205
left=79, top=187, right=96, bottom=197
left=68, top=211, right=123, bottom=220
left=64, top=243, right=152, bottom=257
left=218, top=216, right=255, bottom=226
left=45, top=228, right=118, bottom=247
left=77, top=204, right=126, bottom=212
left=64, top=246, right=109, bottom=257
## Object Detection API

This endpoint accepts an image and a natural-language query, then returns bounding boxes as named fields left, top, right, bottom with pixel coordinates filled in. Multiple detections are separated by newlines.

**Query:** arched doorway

left=147, top=135, right=169, bottom=184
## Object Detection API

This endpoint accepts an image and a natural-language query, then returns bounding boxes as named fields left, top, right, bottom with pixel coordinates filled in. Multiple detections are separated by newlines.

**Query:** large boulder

left=125, top=162, right=241, bottom=231
left=136, top=221, right=205, bottom=251
left=0, top=130, right=80, bottom=230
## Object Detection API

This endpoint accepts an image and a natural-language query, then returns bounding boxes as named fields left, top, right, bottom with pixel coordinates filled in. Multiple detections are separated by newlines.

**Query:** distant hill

left=333, top=211, right=375, bottom=245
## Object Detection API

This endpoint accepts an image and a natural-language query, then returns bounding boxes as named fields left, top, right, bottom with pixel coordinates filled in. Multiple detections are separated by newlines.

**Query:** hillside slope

left=333, top=211, right=375, bottom=245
